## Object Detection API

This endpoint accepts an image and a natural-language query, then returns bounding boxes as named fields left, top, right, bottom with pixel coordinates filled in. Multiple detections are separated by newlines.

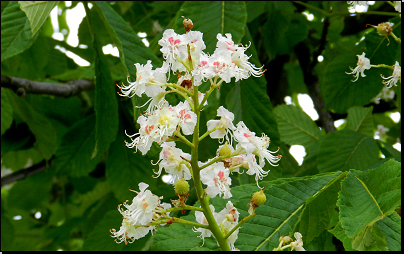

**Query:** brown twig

left=1, top=75, right=94, bottom=98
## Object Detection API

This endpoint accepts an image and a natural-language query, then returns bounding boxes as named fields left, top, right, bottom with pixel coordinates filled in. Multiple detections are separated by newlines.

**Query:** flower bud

left=174, top=178, right=189, bottom=195
left=376, top=22, right=393, bottom=37
left=219, top=142, right=232, bottom=157
left=252, top=189, right=266, bottom=206
left=182, top=16, right=193, bottom=32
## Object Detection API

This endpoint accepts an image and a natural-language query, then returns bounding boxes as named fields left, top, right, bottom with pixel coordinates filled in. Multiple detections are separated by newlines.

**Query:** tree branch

left=294, top=17, right=336, bottom=133
left=1, top=75, right=94, bottom=98
left=1, top=157, right=54, bottom=187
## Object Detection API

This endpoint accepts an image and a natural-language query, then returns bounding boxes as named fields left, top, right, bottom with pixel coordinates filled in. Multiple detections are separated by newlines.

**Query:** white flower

left=233, top=121, right=259, bottom=153
left=290, top=232, right=305, bottom=251
left=150, top=104, right=181, bottom=141
left=110, top=219, right=152, bottom=245
left=200, top=162, right=232, bottom=199
left=193, top=205, right=215, bottom=245
left=347, top=1, right=368, bottom=9
left=187, top=30, right=206, bottom=68
left=119, top=182, right=160, bottom=226
left=158, top=29, right=189, bottom=72
left=125, top=115, right=158, bottom=155
left=371, top=86, right=395, bottom=104
left=174, top=101, right=197, bottom=135
left=242, top=152, right=270, bottom=188
left=118, top=61, right=168, bottom=98
left=381, top=61, right=401, bottom=88
left=155, top=141, right=192, bottom=182
left=376, top=124, right=389, bottom=139
left=216, top=201, right=240, bottom=251
left=346, top=52, right=371, bottom=82
left=207, top=106, right=236, bottom=144
left=394, top=1, right=401, bottom=13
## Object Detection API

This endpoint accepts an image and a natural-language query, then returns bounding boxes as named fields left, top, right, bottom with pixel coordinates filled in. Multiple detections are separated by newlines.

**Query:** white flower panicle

left=346, top=52, right=371, bottom=82
left=114, top=18, right=281, bottom=250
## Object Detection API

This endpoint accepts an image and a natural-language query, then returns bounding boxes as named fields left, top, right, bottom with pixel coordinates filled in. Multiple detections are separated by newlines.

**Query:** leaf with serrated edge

left=19, top=1, right=58, bottom=35
left=274, top=105, right=323, bottom=148
left=1, top=1, right=38, bottom=61
left=151, top=172, right=345, bottom=251
left=338, top=159, right=401, bottom=239
left=345, top=106, right=374, bottom=137
left=317, top=130, right=380, bottom=173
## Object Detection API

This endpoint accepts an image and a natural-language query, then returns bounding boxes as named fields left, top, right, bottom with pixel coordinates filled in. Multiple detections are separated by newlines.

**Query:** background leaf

left=345, top=106, right=374, bottom=137
left=175, top=1, right=247, bottom=54
left=274, top=104, right=323, bottom=149
left=1, top=87, right=13, bottom=135
left=1, top=1, right=39, bottom=61
left=19, top=1, right=58, bottom=36
left=317, top=130, right=380, bottom=173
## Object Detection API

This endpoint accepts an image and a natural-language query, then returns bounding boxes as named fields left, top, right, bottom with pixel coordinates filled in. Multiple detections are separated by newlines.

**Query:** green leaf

left=18, top=1, right=58, bottom=36
left=328, top=222, right=356, bottom=251
left=375, top=212, right=401, bottom=251
left=317, top=130, right=380, bottom=173
left=1, top=147, right=43, bottom=171
left=151, top=171, right=346, bottom=251
left=87, top=7, right=119, bottom=159
left=299, top=179, right=341, bottom=244
left=52, top=114, right=103, bottom=177
left=5, top=89, right=57, bottom=160
left=337, top=159, right=401, bottom=239
left=274, top=104, right=323, bottom=148
left=1, top=87, right=13, bottom=135
left=94, top=1, right=162, bottom=74
left=1, top=1, right=38, bottom=61
left=175, top=1, right=247, bottom=54
left=345, top=106, right=374, bottom=137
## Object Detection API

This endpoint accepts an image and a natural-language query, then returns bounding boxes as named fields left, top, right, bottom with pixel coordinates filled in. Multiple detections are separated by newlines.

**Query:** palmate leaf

left=337, top=159, right=401, bottom=250
left=317, top=130, right=380, bottom=173
left=150, top=171, right=345, bottom=251
left=1, top=1, right=39, bottom=61
left=18, top=1, right=58, bottom=36
left=175, top=1, right=247, bottom=54
left=345, top=106, right=374, bottom=137
left=274, top=104, right=323, bottom=149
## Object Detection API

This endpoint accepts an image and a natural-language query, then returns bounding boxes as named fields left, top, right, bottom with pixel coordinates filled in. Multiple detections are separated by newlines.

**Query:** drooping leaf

left=274, top=104, right=323, bottom=149
left=5, top=89, right=57, bottom=160
left=19, top=1, right=58, bottom=36
left=317, top=130, right=380, bottom=173
left=1, top=87, right=13, bottom=135
left=52, top=114, right=103, bottom=177
left=337, top=159, right=401, bottom=240
left=345, top=106, right=374, bottom=137
left=1, top=1, right=39, bottom=61
left=86, top=6, right=119, bottom=159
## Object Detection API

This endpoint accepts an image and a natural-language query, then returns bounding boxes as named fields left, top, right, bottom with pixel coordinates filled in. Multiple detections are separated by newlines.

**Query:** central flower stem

left=190, top=81, right=230, bottom=251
